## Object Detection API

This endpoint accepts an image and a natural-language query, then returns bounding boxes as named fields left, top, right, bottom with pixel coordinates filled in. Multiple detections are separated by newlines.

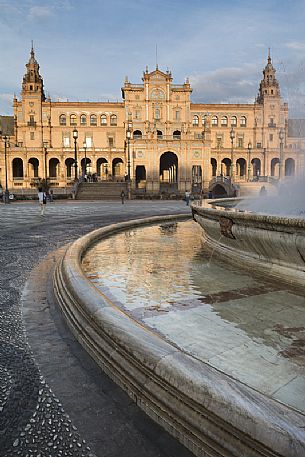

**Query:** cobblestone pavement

left=0, top=200, right=193, bottom=457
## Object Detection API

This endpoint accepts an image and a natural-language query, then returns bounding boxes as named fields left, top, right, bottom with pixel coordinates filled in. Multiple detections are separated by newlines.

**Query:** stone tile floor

left=0, top=200, right=192, bottom=457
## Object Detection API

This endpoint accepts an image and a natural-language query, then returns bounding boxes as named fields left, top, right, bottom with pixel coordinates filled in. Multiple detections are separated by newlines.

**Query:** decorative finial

left=146, top=65, right=148, bottom=73
left=125, top=75, right=128, bottom=83
left=268, top=47, right=271, bottom=63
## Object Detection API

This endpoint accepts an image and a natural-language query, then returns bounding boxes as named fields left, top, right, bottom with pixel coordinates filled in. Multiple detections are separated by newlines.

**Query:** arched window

left=80, top=114, right=87, bottom=126
left=133, top=130, right=142, bottom=139
left=212, top=116, right=218, bottom=126
left=155, top=108, right=161, bottom=120
left=193, top=115, right=199, bottom=126
left=173, top=130, right=181, bottom=139
left=231, top=116, right=237, bottom=127
left=59, top=114, right=66, bottom=126
left=90, top=114, right=97, bottom=126
left=110, top=114, right=117, bottom=126
left=240, top=116, right=247, bottom=127
left=157, top=130, right=163, bottom=139
left=221, top=116, right=228, bottom=127
left=202, top=115, right=206, bottom=126
left=70, top=114, right=77, bottom=126
left=100, top=114, right=107, bottom=126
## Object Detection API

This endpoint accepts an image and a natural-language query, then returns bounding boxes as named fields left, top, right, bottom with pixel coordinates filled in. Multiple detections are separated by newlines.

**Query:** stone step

left=76, top=182, right=128, bottom=200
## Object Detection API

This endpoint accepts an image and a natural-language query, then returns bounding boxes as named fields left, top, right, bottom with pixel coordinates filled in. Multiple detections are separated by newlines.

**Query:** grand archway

left=285, top=158, right=295, bottom=176
left=28, top=158, right=39, bottom=178
left=160, top=152, right=178, bottom=191
left=12, top=158, right=24, bottom=178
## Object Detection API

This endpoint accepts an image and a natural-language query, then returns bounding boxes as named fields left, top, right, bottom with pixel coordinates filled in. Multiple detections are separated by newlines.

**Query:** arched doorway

left=81, top=158, right=92, bottom=177
left=251, top=158, right=261, bottom=179
left=112, top=158, right=124, bottom=180
left=285, top=158, right=295, bottom=176
left=160, top=152, right=178, bottom=191
left=236, top=158, right=246, bottom=178
left=97, top=158, right=108, bottom=179
left=49, top=158, right=60, bottom=178
left=211, top=158, right=217, bottom=176
left=12, top=158, right=24, bottom=178
left=28, top=158, right=39, bottom=178
left=271, top=158, right=279, bottom=177
left=192, top=165, right=202, bottom=193
left=135, top=165, right=146, bottom=188
left=65, top=158, right=74, bottom=179
left=221, top=158, right=231, bottom=177
left=212, top=184, right=228, bottom=198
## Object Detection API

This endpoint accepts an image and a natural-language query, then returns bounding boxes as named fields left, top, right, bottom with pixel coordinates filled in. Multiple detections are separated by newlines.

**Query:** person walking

left=38, top=187, right=47, bottom=215
left=120, top=190, right=126, bottom=204
left=185, top=191, right=191, bottom=206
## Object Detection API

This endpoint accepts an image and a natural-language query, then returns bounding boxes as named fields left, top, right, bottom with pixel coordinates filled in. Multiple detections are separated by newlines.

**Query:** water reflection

left=82, top=220, right=305, bottom=413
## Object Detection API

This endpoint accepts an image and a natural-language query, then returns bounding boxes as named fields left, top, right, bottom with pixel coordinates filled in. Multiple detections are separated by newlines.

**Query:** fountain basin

left=192, top=198, right=305, bottom=287
left=53, top=214, right=305, bottom=457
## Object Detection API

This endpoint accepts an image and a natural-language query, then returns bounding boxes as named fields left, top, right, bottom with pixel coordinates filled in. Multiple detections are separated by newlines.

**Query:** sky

left=0, top=0, right=305, bottom=116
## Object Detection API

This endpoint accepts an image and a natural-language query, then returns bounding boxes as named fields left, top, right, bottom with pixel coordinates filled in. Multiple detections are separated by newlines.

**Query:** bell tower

left=22, top=42, right=45, bottom=100
left=256, top=49, right=280, bottom=103
left=16, top=43, right=46, bottom=149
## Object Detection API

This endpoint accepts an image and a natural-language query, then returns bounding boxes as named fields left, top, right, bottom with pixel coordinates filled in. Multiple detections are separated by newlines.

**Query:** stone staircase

left=76, top=182, right=128, bottom=200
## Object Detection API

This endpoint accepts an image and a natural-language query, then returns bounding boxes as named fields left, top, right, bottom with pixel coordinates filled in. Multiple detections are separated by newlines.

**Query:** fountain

left=53, top=208, right=305, bottom=457
left=192, top=180, right=305, bottom=288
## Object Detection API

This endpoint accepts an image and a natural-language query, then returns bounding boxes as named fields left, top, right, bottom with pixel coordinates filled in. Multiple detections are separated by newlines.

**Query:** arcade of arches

left=1, top=47, right=304, bottom=196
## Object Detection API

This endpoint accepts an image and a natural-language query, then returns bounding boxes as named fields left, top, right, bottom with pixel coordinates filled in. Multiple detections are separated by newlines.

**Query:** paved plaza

left=0, top=199, right=193, bottom=457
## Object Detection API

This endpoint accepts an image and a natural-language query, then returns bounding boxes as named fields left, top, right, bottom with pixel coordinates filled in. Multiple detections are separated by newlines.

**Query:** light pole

left=73, top=128, right=78, bottom=181
left=3, top=135, right=10, bottom=204
left=126, top=113, right=133, bottom=199
left=83, top=140, right=87, bottom=178
left=230, top=127, right=235, bottom=180
left=247, top=141, right=252, bottom=182
left=43, top=141, right=48, bottom=186
left=279, top=128, right=284, bottom=179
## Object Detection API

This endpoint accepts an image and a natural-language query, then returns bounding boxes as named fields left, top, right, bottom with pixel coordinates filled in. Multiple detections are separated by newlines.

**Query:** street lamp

left=230, top=127, right=235, bottom=180
left=279, top=128, right=284, bottom=179
left=43, top=141, right=48, bottom=185
left=2, top=135, right=10, bottom=204
left=126, top=113, right=133, bottom=199
left=73, top=128, right=78, bottom=181
left=83, top=140, right=87, bottom=178
left=247, top=141, right=252, bottom=182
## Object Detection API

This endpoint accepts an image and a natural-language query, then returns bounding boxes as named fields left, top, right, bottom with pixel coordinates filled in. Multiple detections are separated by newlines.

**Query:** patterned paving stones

left=0, top=200, right=192, bottom=457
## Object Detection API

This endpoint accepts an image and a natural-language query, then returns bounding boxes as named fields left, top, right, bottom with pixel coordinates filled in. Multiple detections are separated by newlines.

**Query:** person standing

left=185, top=191, right=191, bottom=206
left=38, top=187, right=46, bottom=215
left=120, top=190, right=126, bottom=204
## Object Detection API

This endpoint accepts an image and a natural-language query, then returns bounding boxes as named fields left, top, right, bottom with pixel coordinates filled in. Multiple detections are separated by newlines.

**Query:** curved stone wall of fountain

left=192, top=198, right=305, bottom=288
left=53, top=213, right=305, bottom=457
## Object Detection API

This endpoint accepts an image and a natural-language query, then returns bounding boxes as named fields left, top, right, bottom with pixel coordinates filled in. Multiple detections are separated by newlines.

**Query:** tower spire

left=22, top=44, right=45, bottom=101
left=256, top=50, right=280, bottom=103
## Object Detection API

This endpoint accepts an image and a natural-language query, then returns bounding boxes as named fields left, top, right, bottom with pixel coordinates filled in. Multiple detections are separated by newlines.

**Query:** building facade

left=0, top=47, right=304, bottom=197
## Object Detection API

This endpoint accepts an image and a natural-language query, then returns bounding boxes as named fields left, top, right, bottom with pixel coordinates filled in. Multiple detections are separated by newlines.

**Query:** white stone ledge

left=53, top=214, right=305, bottom=457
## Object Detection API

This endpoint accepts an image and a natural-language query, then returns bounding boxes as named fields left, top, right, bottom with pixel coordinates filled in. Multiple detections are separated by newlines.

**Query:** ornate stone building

left=0, top=46, right=304, bottom=197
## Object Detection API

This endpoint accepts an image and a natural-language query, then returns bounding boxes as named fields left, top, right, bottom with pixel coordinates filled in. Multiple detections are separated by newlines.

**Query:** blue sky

left=0, top=0, right=305, bottom=116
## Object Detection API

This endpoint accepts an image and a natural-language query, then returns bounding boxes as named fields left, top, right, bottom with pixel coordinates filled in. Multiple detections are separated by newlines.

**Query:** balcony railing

left=27, top=121, right=36, bottom=128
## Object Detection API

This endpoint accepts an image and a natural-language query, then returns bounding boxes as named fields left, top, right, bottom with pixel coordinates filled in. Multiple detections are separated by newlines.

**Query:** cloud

left=190, top=64, right=260, bottom=104
left=285, top=41, right=305, bottom=51
left=28, top=6, right=53, bottom=21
